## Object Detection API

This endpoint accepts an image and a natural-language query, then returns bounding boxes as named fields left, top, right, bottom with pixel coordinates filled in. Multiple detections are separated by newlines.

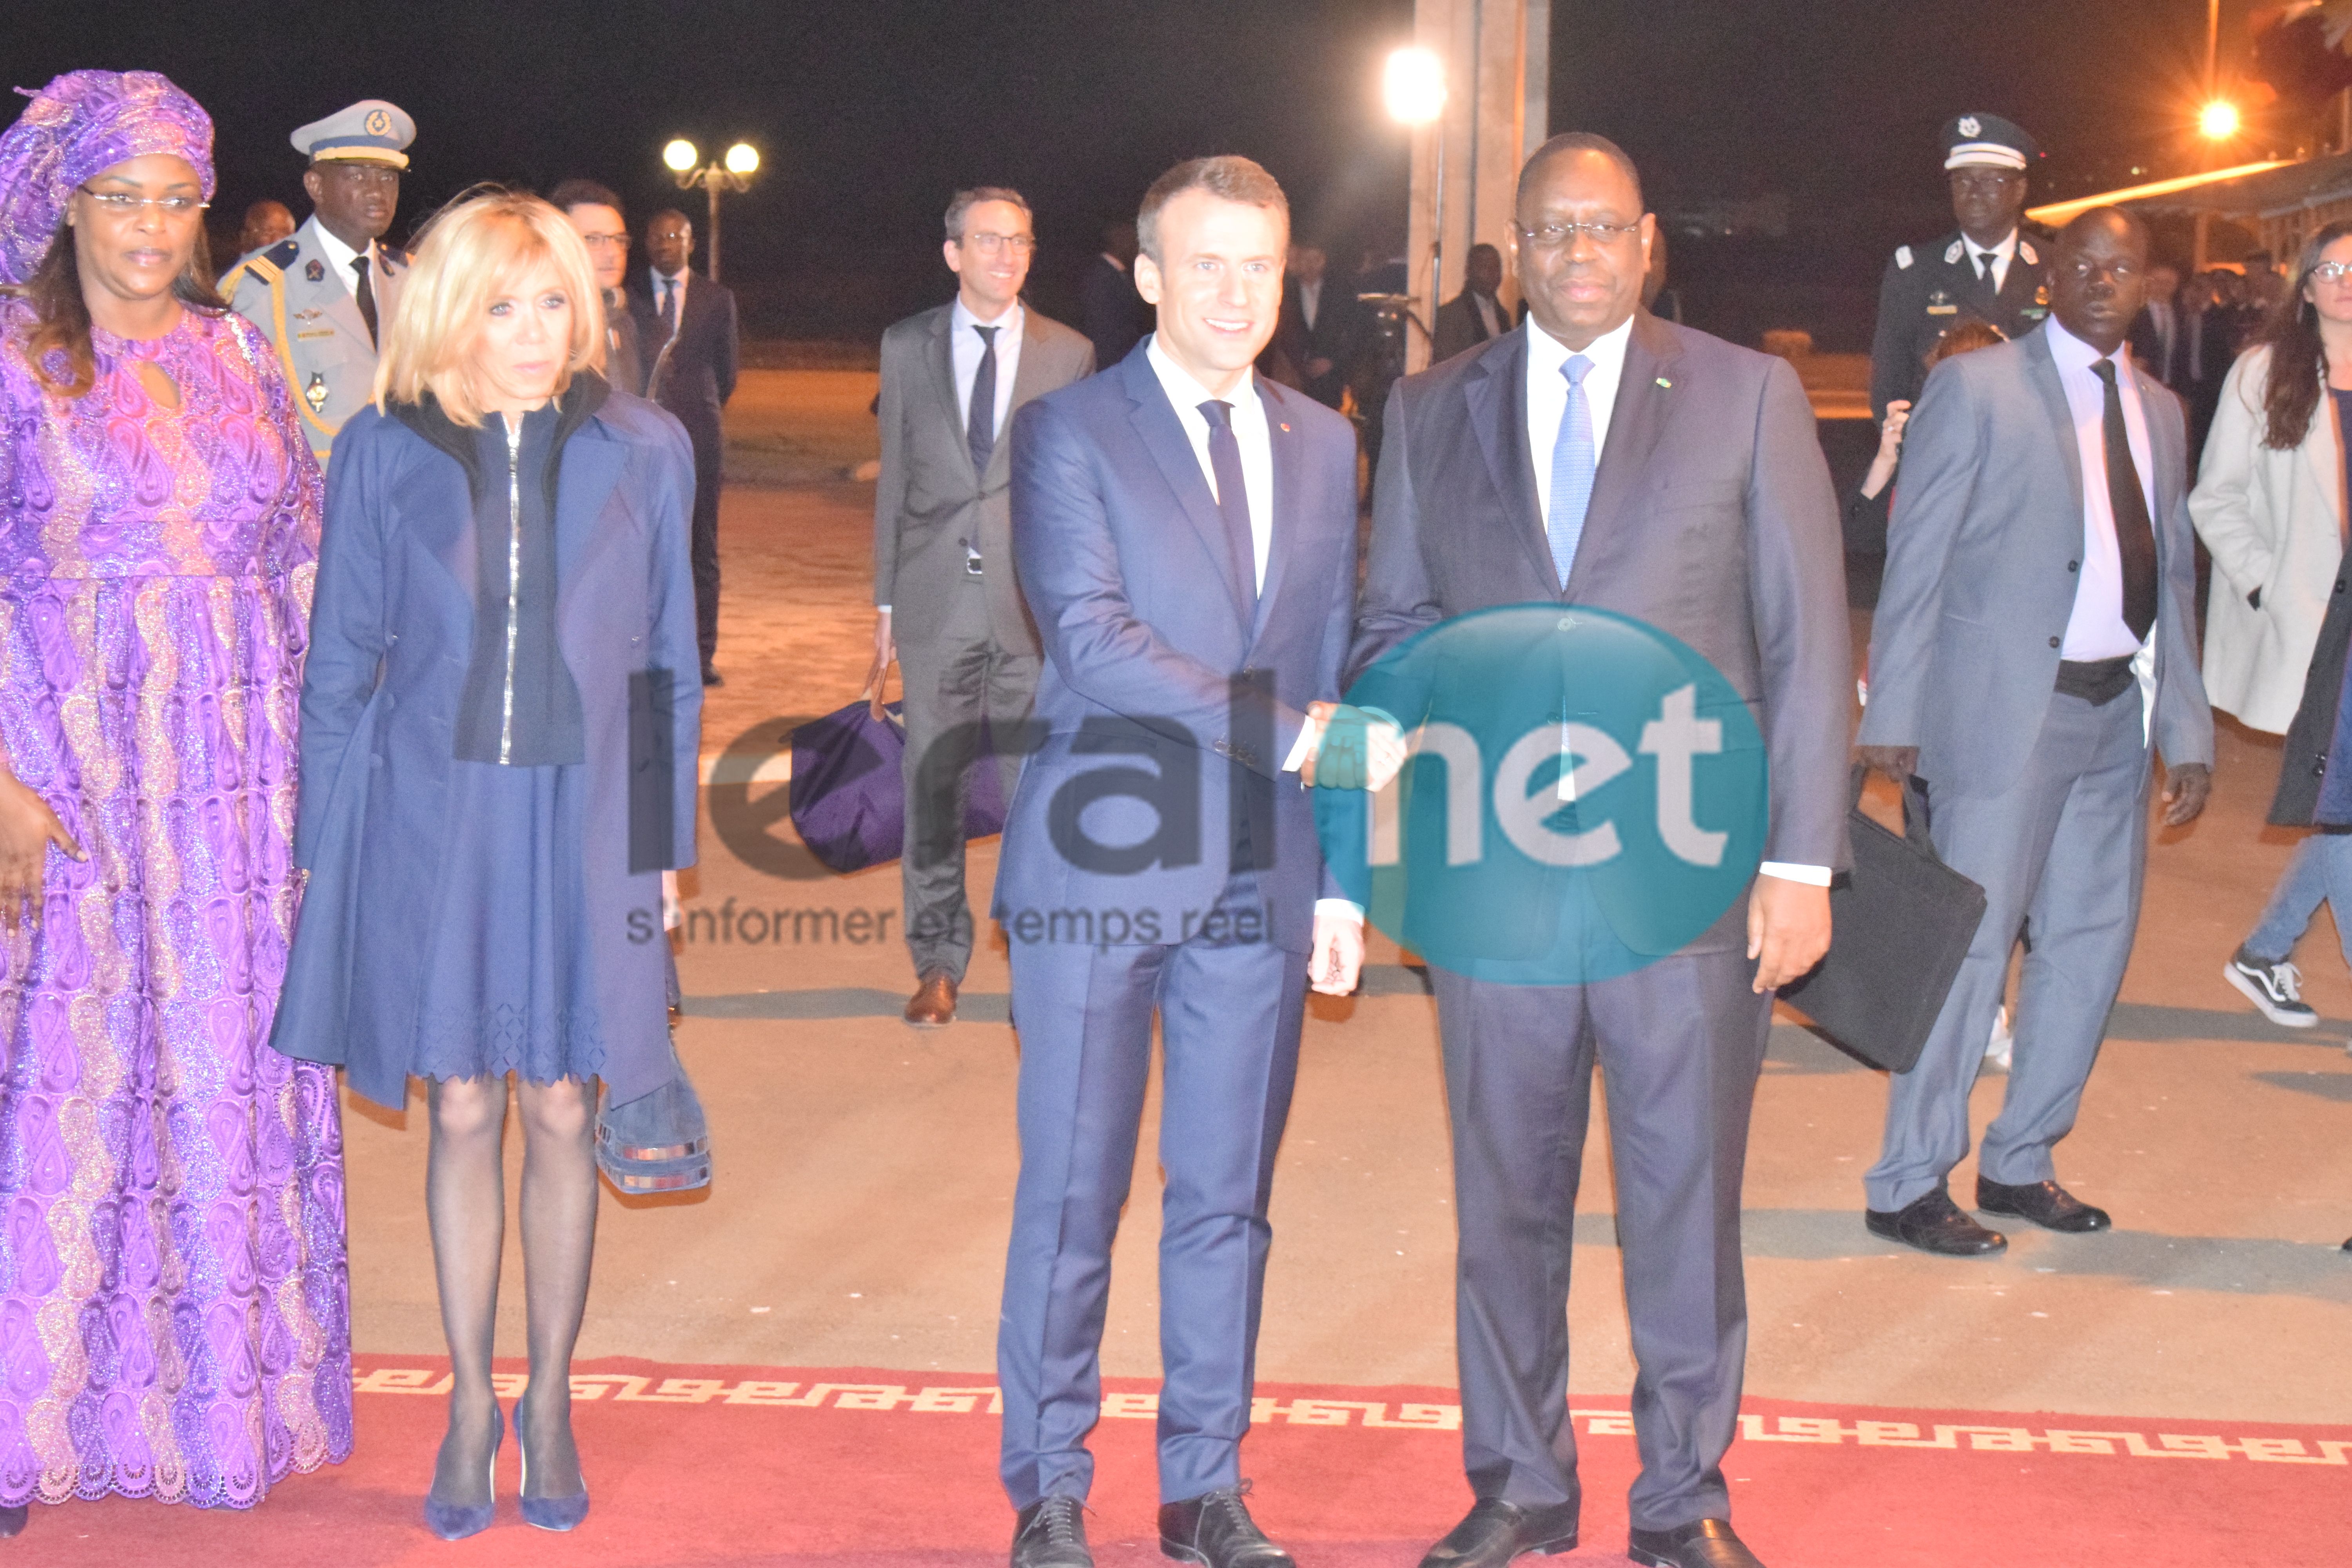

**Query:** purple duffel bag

left=786, top=699, right=1009, bottom=874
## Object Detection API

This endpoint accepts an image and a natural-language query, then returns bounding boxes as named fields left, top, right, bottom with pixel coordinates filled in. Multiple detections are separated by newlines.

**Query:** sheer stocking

left=515, top=1077, right=598, bottom=1498
left=425, top=1075, right=508, bottom=1504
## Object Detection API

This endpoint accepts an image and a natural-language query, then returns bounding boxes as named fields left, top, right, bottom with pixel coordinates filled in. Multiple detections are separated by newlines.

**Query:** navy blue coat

left=272, top=388, right=701, bottom=1109
left=993, top=343, right=1357, bottom=955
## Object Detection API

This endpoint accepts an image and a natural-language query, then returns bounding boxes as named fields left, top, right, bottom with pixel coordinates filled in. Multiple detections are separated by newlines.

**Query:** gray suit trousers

left=898, top=581, right=1038, bottom=980
left=1431, top=938, right=1771, bottom=1534
left=1866, top=686, right=2151, bottom=1212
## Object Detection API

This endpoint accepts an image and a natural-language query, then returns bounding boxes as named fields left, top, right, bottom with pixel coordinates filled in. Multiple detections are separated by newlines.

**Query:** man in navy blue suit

left=993, top=156, right=1383, bottom=1568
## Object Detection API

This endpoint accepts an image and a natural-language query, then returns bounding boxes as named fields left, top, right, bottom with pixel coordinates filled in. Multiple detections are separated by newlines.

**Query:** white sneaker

left=2224, top=947, right=2319, bottom=1029
left=1983, top=1005, right=2013, bottom=1071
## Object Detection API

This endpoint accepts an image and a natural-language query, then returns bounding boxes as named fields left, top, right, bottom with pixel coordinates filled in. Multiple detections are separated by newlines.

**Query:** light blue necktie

left=1546, top=353, right=1597, bottom=588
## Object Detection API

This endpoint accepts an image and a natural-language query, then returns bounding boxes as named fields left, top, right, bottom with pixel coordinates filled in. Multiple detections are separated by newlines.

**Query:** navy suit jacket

left=995, top=342, right=1359, bottom=955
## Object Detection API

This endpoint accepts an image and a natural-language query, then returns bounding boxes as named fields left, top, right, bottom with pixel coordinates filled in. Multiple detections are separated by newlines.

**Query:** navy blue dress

left=273, top=381, right=702, bottom=1109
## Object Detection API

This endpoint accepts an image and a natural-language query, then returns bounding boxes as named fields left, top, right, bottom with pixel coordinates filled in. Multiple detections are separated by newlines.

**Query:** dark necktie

left=350, top=252, right=377, bottom=348
left=967, top=323, right=1000, bottom=474
left=1197, top=399, right=1258, bottom=610
left=660, top=277, right=679, bottom=342
left=2091, top=358, right=2159, bottom=642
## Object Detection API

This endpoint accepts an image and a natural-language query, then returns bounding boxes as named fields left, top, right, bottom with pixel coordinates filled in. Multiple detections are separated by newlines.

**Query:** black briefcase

left=1778, top=769, right=1987, bottom=1073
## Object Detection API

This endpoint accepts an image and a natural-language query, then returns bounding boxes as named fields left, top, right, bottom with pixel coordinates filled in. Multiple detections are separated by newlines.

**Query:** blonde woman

left=271, top=189, right=700, bottom=1537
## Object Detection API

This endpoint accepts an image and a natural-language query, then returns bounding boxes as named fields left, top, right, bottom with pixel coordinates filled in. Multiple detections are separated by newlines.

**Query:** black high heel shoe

left=0, top=1503, right=27, bottom=1539
left=515, top=1400, right=589, bottom=1532
left=422, top=1401, right=504, bottom=1540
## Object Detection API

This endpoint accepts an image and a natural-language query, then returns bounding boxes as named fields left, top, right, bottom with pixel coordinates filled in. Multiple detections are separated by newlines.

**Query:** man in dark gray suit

left=630, top=209, right=739, bottom=685
left=873, top=187, right=1093, bottom=1027
left=1856, top=208, right=2213, bottom=1256
left=1354, top=134, right=1849, bottom=1568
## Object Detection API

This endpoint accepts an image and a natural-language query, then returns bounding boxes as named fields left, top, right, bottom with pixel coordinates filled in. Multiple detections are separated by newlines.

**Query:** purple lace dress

left=0, top=299, right=350, bottom=1508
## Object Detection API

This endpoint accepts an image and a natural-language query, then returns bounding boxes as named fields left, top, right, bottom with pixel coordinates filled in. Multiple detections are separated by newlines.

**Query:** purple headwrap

left=0, top=69, right=216, bottom=285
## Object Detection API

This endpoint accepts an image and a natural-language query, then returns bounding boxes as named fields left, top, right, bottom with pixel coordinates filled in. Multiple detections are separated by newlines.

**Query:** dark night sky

left=4, top=1, right=2270, bottom=338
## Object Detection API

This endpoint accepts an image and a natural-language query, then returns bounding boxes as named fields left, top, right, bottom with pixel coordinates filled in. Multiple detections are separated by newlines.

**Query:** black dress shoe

left=1159, top=1484, right=1293, bottom=1568
left=1011, top=1496, right=1093, bottom=1568
left=1865, top=1185, right=2006, bottom=1256
left=1975, top=1176, right=2110, bottom=1232
left=1628, top=1517, right=1766, bottom=1568
left=701, top=666, right=724, bottom=687
left=0, top=1504, right=24, bottom=1538
left=1418, top=1497, right=1578, bottom=1567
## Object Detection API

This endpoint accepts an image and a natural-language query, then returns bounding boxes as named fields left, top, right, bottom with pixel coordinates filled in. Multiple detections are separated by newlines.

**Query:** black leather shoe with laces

left=1011, top=1495, right=1093, bottom=1568
left=1975, top=1176, right=2110, bottom=1232
left=1864, top=1186, right=2007, bottom=1256
left=1158, top=1483, right=1294, bottom=1568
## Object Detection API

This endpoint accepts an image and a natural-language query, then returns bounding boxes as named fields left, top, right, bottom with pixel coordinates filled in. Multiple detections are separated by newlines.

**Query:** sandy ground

left=336, top=374, right=2352, bottom=1431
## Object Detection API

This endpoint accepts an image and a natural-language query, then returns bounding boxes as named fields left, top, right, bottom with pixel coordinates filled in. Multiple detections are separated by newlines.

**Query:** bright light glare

left=1385, top=47, right=1446, bottom=125
left=2200, top=100, right=2240, bottom=140
left=725, top=143, right=759, bottom=176
left=663, top=139, right=699, bottom=172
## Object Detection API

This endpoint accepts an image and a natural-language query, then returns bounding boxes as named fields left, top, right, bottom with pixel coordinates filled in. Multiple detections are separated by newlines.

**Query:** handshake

left=1299, top=701, right=1408, bottom=791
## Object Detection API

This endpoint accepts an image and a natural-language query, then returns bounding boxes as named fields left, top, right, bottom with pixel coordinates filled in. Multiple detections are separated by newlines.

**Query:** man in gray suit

left=1353, top=134, right=1849, bottom=1568
left=874, top=187, right=1093, bottom=1027
left=1856, top=207, right=2213, bottom=1255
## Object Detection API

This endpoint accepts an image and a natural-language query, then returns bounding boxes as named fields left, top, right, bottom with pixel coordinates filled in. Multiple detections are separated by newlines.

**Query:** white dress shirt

left=648, top=266, right=688, bottom=339
left=951, top=296, right=1024, bottom=445
left=2043, top=318, right=2158, bottom=663
left=312, top=223, right=375, bottom=303
left=1965, top=230, right=2017, bottom=295
left=1526, top=313, right=1827, bottom=886
left=1472, top=290, right=1504, bottom=340
left=1146, top=333, right=1273, bottom=593
left=1526, top=313, right=1633, bottom=523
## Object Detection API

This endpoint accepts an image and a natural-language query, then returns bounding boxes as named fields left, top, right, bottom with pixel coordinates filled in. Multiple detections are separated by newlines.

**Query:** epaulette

left=1894, top=245, right=1913, bottom=269
left=225, top=236, right=301, bottom=290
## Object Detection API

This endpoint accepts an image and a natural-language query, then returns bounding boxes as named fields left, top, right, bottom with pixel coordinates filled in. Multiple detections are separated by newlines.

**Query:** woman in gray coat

left=272, top=190, right=700, bottom=1538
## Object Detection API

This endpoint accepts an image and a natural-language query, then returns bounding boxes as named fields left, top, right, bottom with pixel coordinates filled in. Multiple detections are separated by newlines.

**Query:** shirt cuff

left=1758, top=861, right=1832, bottom=886
left=876, top=604, right=891, bottom=614
left=1282, top=719, right=1319, bottom=773
left=1314, top=897, right=1365, bottom=923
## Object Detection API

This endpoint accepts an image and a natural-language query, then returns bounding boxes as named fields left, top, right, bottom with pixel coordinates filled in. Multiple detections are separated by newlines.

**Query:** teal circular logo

left=1314, top=605, right=1768, bottom=985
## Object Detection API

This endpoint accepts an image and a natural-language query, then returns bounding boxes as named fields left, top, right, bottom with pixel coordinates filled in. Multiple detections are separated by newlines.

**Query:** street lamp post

left=1386, top=45, right=1449, bottom=341
left=663, top=138, right=760, bottom=283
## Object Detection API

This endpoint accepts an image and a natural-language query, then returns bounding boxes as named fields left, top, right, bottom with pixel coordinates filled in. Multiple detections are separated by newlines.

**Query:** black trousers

left=684, top=420, right=722, bottom=670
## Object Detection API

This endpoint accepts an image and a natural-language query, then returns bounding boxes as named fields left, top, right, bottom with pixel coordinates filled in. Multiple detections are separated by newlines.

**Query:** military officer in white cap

left=222, top=98, right=415, bottom=466
left=1868, top=112, right=2052, bottom=422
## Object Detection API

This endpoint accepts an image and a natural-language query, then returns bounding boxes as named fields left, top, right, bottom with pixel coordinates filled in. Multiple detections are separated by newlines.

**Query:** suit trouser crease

left=1433, top=943, right=1768, bottom=1533
left=998, top=900, right=1303, bottom=1507
left=1866, top=688, right=2150, bottom=1212
left=898, top=604, right=1039, bottom=980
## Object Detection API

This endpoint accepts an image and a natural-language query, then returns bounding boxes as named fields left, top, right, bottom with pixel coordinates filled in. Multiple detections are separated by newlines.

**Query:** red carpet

left=27, top=1357, right=2347, bottom=1566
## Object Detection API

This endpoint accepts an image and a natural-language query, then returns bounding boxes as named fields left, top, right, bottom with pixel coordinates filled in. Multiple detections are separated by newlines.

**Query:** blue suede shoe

left=423, top=1402, right=503, bottom=1541
left=515, top=1400, right=590, bottom=1532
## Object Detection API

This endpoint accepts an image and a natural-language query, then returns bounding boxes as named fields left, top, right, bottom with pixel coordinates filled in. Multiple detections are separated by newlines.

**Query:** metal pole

left=1431, top=123, right=1447, bottom=332
left=706, top=171, right=723, bottom=284
left=2194, top=0, right=2221, bottom=272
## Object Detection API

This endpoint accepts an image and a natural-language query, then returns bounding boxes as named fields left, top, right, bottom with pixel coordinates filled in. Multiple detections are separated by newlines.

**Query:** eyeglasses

left=578, top=232, right=630, bottom=250
left=2310, top=261, right=2352, bottom=284
left=960, top=231, right=1035, bottom=256
left=77, top=185, right=207, bottom=218
left=1514, top=219, right=1640, bottom=252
